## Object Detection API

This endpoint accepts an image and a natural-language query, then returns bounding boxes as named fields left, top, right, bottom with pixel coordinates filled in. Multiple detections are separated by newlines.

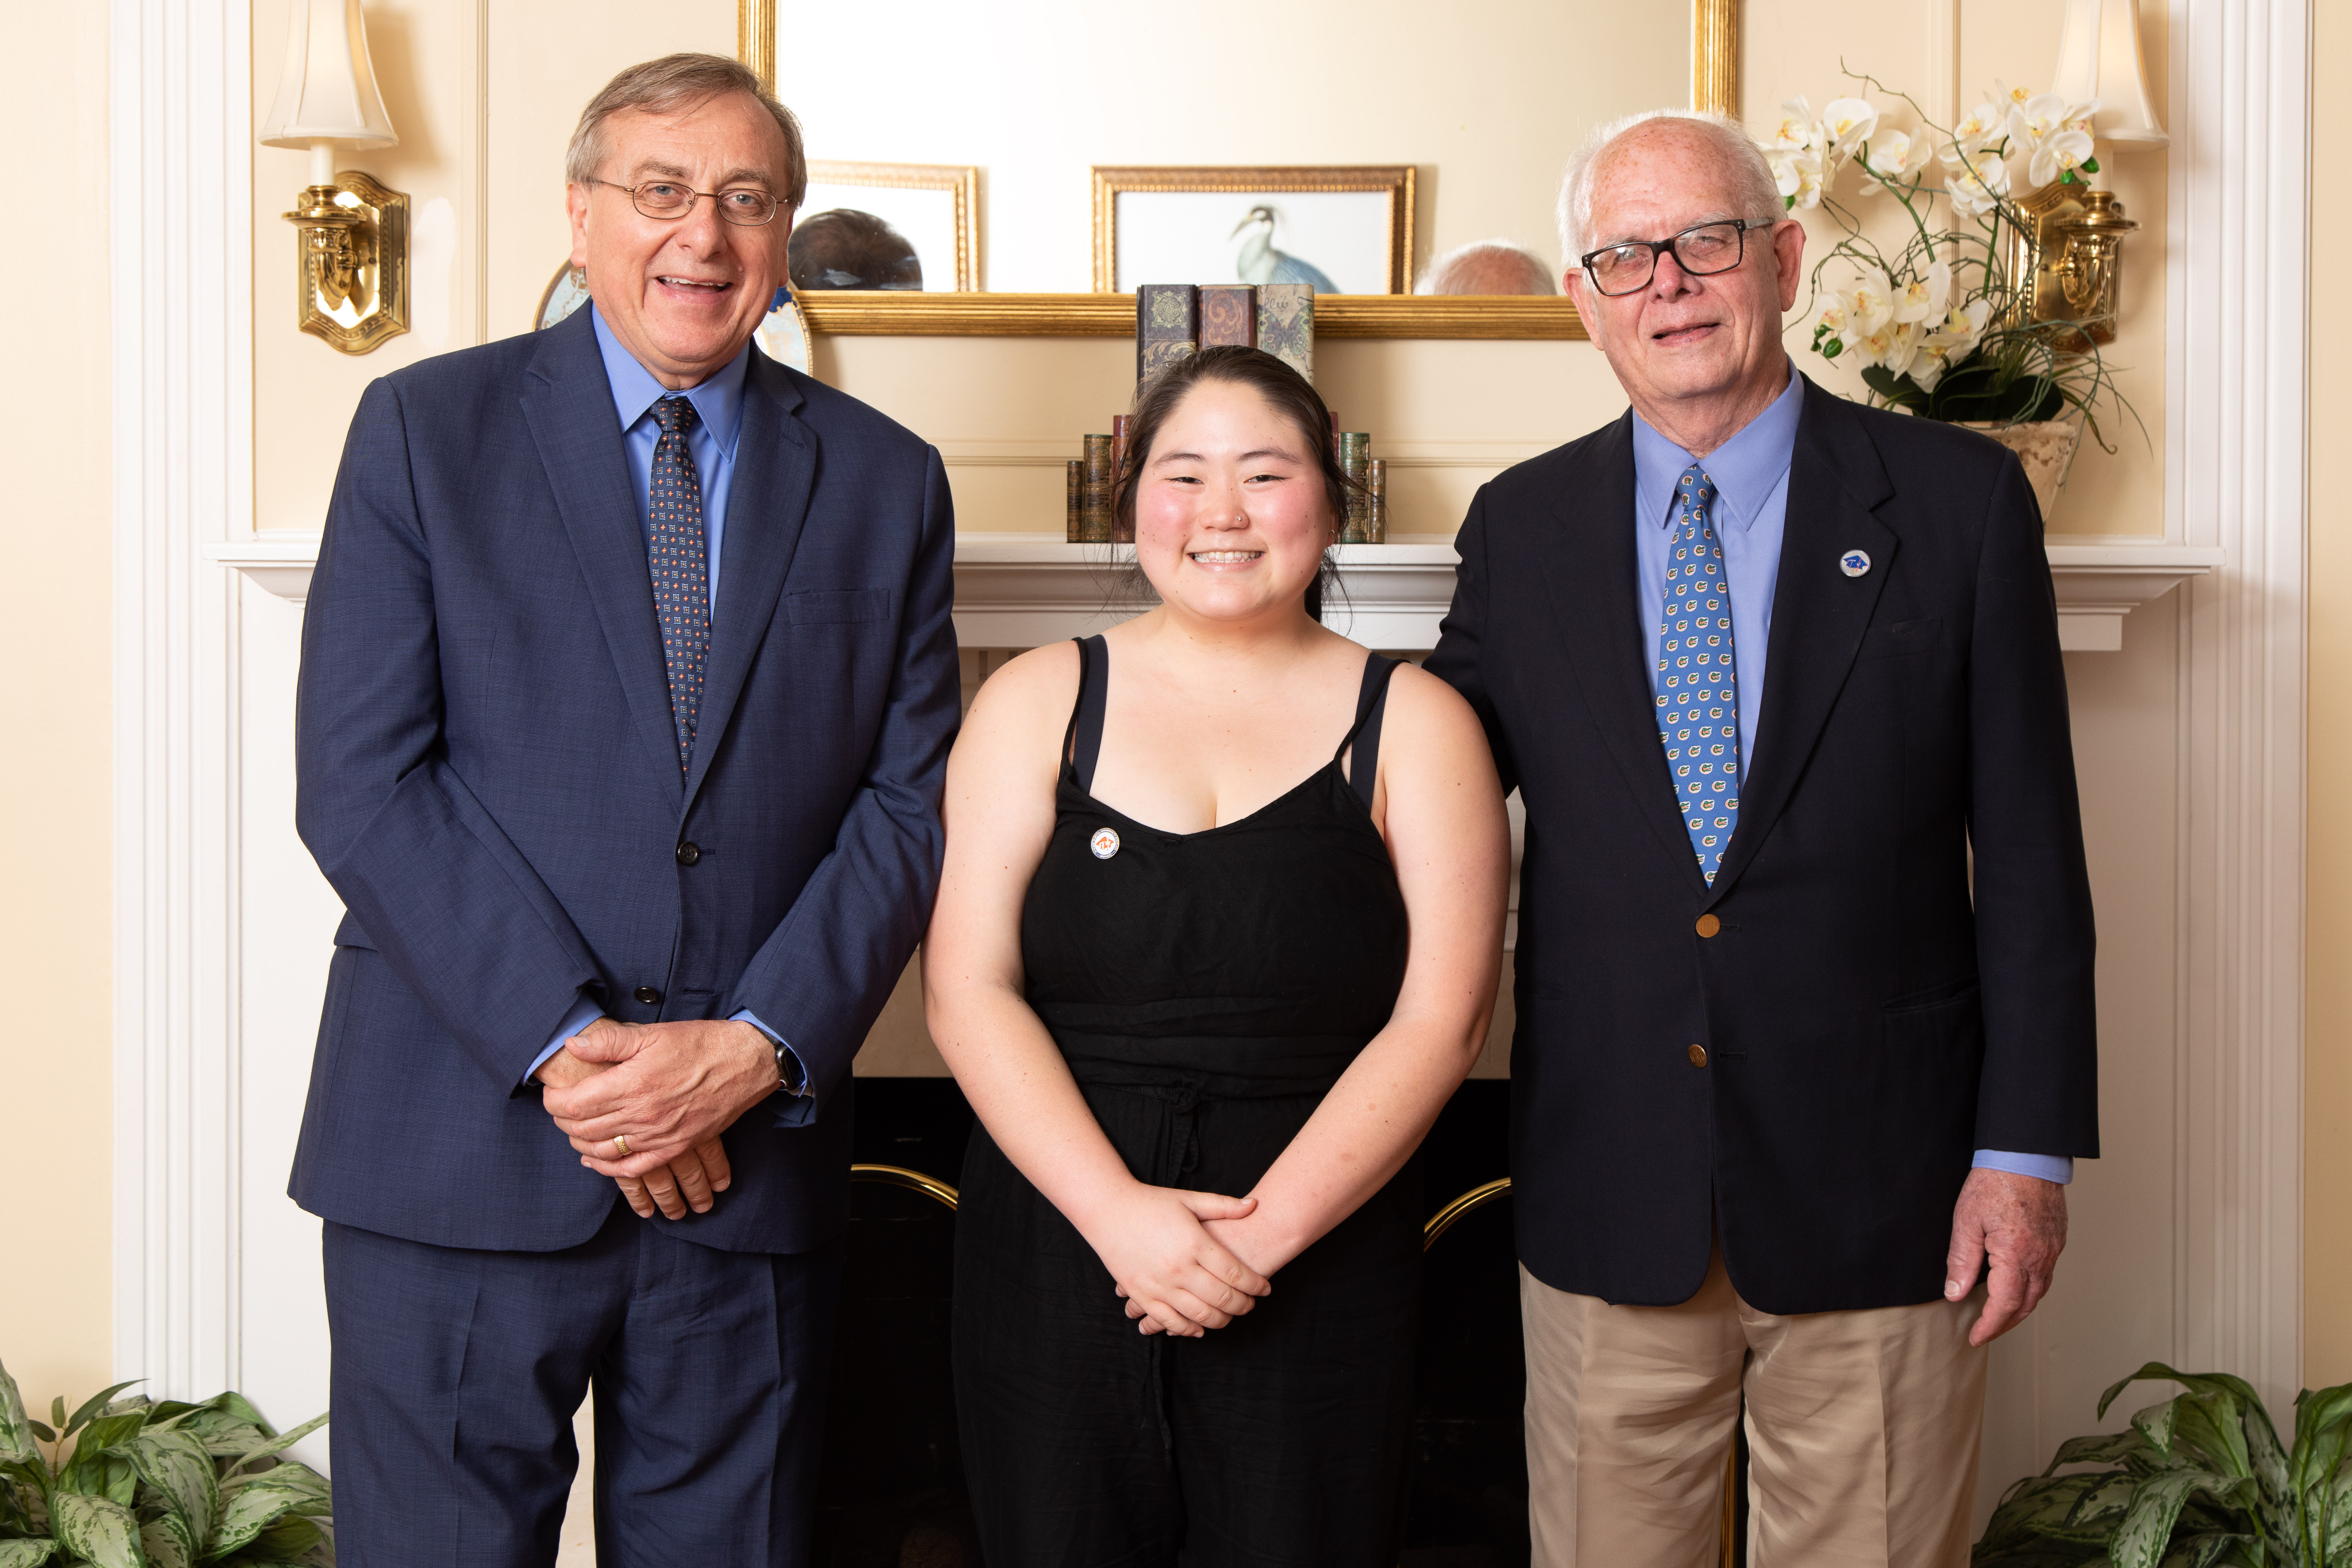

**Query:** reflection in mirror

left=770, top=0, right=1701, bottom=295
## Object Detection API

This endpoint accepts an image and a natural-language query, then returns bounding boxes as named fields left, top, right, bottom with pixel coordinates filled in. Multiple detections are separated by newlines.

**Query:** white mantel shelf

left=206, top=531, right=2218, bottom=653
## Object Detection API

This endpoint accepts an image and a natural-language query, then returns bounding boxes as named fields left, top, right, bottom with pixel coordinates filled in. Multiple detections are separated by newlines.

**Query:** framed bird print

left=1090, top=166, right=1415, bottom=294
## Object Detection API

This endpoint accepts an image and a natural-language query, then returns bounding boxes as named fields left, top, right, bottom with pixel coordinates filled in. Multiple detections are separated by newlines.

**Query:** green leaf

left=209, top=1468, right=333, bottom=1558
left=2109, top=1471, right=2258, bottom=1568
left=130, top=1431, right=218, bottom=1556
left=0, top=1543, right=58, bottom=1567
left=2082, top=157, right=2101, bottom=175
left=25, top=1421, right=54, bottom=1444
left=60, top=1385, right=144, bottom=1442
left=47, top=1402, right=63, bottom=1434
left=1978, top=1472, right=2113, bottom=1549
left=2047, top=1429, right=2153, bottom=1472
left=2155, top=1531, right=2249, bottom=1568
left=51, top=1490, right=145, bottom=1568
left=0, top=1361, right=37, bottom=1468
left=141, top=1519, right=193, bottom=1568
left=2134, top=1396, right=2186, bottom=1458
left=225, top=1415, right=326, bottom=1478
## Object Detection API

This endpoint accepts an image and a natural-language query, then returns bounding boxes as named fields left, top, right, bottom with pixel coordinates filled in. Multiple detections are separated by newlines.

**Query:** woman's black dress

left=953, top=635, right=1419, bottom=1567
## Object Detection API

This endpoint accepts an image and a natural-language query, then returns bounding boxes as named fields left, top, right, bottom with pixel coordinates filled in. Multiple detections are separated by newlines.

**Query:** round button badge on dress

left=1090, top=826, right=1121, bottom=860
left=1839, top=549, right=1872, bottom=578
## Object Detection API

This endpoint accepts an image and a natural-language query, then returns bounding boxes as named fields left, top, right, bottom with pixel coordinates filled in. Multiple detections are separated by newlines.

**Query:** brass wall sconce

left=259, top=0, right=408, bottom=354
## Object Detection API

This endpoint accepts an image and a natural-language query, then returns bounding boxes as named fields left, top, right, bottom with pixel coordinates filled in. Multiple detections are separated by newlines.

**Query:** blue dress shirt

left=1630, top=363, right=2070, bottom=1186
left=524, top=310, right=808, bottom=1118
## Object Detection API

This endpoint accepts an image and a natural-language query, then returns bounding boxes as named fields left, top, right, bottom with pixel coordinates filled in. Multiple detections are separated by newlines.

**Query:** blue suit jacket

left=289, top=307, right=959, bottom=1255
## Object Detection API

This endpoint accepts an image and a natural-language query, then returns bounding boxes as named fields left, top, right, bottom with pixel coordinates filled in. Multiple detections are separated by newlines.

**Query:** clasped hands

left=1075, top=1182, right=1281, bottom=1338
left=535, top=1016, right=779, bottom=1221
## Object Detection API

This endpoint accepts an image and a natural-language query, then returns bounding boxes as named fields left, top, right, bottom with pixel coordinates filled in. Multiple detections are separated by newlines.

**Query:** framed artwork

left=794, top=160, right=980, bottom=293
left=1091, top=166, right=1415, bottom=295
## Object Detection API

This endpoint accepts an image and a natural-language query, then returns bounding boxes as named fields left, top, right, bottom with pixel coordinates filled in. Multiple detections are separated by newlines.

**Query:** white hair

left=1415, top=240, right=1559, bottom=296
left=1556, top=109, right=1782, bottom=265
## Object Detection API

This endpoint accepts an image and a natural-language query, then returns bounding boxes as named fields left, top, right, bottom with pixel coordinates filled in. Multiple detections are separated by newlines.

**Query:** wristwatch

left=744, top=1019, right=806, bottom=1097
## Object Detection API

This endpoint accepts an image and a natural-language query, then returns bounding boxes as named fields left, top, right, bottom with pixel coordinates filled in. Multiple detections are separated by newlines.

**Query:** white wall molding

left=110, top=0, right=249, bottom=1399
left=2165, top=0, right=2308, bottom=1406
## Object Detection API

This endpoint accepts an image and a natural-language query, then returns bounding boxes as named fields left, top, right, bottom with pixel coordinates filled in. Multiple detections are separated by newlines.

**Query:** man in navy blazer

left=289, top=54, right=958, bottom=1565
left=1426, top=112, right=2096, bottom=1565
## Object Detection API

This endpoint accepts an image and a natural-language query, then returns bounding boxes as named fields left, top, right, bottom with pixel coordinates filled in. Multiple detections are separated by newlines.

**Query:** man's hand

left=1945, top=1167, right=2068, bottom=1347
left=534, top=1021, right=737, bottom=1219
left=542, top=1017, right=778, bottom=1190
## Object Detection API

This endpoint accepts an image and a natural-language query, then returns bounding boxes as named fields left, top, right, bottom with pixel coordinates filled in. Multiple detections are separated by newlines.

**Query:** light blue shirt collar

left=589, top=304, right=749, bottom=459
left=1631, top=363, right=1804, bottom=536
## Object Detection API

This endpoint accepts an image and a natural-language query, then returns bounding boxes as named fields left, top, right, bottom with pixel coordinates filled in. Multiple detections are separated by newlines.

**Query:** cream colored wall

left=2305, top=0, right=2351, bottom=1393
left=0, top=4, right=115, bottom=1413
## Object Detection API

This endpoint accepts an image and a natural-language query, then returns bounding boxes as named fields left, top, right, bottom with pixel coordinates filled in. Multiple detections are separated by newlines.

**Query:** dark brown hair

left=1113, top=345, right=1353, bottom=622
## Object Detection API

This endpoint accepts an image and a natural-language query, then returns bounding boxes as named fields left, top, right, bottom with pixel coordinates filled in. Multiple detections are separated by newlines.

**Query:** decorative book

left=1338, top=432, right=1372, bottom=543
left=1110, top=415, right=1134, bottom=542
left=1197, top=285, right=1258, bottom=348
left=1080, top=434, right=1115, bottom=543
left=1066, top=459, right=1084, bottom=543
left=1255, top=285, right=1314, bottom=381
left=1136, top=284, right=1199, bottom=383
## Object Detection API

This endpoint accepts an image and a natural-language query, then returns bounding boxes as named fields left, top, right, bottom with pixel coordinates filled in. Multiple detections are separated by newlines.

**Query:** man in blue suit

left=289, top=53, right=958, bottom=1566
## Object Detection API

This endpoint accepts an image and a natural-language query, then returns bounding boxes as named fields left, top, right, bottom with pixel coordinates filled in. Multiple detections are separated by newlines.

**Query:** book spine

left=1136, top=284, right=1199, bottom=383
left=1366, top=457, right=1387, bottom=543
left=1081, top=434, right=1115, bottom=543
left=1067, top=459, right=1084, bottom=542
left=1255, top=284, right=1314, bottom=381
left=1197, top=285, right=1258, bottom=348
left=1338, top=432, right=1372, bottom=544
left=1110, top=415, right=1134, bottom=543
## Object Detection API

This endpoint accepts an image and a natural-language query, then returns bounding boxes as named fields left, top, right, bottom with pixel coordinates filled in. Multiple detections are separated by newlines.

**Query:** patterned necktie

left=1655, top=463, right=1741, bottom=883
left=648, top=396, right=709, bottom=775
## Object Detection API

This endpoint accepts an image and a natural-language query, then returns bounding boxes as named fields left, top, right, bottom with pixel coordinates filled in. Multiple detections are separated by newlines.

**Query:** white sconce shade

left=259, top=0, right=398, bottom=150
left=2052, top=0, right=2169, bottom=149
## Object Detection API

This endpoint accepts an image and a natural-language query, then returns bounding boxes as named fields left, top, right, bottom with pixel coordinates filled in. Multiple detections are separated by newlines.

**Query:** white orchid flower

left=2006, top=92, right=2073, bottom=156
left=1857, top=128, right=1916, bottom=189
left=1991, top=79, right=2038, bottom=111
left=1816, top=292, right=1850, bottom=336
left=2029, top=126, right=2097, bottom=187
left=1922, top=298, right=1995, bottom=364
left=1944, top=148, right=2013, bottom=217
left=1847, top=267, right=1896, bottom=335
left=2060, top=97, right=2102, bottom=136
left=1768, top=145, right=1826, bottom=209
left=1820, top=97, right=1881, bottom=159
left=1856, top=319, right=1925, bottom=379
left=1951, top=101, right=2005, bottom=152
left=1764, top=97, right=1820, bottom=152
left=1892, top=262, right=1951, bottom=324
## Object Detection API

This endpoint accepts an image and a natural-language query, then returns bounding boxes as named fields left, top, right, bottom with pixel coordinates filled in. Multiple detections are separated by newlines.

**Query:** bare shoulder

left=1381, top=660, right=1494, bottom=764
left=961, top=640, right=1082, bottom=745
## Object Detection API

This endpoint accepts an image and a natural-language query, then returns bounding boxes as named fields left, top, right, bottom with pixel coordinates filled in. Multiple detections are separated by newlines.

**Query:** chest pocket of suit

left=1859, top=616, right=1945, bottom=660
left=784, top=588, right=892, bottom=626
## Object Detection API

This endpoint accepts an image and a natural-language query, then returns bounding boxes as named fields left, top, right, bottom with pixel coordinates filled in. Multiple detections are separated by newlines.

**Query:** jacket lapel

left=1705, top=378, right=1897, bottom=903
left=682, top=352, right=815, bottom=809
left=519, top=311, right=685, bottom=797
left=1535, top=414, right=1713, bottom=892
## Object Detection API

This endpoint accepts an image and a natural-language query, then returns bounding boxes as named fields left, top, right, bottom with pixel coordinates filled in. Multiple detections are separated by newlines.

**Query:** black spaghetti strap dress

left=952, top=635, right=1420, bottom=1567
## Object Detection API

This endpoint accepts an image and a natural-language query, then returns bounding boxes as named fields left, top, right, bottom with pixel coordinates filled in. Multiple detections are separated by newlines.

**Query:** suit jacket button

left=1696, top=914, right=1721, bottom=938
left=1688, top=1043, right=1709, bottom=1067
left=634, top=985, right=662, bottom=1004
left=675, top=841, right=701, bottom=866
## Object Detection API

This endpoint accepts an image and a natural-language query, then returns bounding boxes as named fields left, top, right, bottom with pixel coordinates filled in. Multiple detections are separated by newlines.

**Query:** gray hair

left=1556, top=109, right=1780, bottom=264
left=1415, top=240, right=1559, bottom=296
left=566, top=53, right=807, bottom=207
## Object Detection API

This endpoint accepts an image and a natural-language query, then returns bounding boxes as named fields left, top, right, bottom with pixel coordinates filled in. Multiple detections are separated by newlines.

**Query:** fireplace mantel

left=206, top=531, right=2216, bottom=652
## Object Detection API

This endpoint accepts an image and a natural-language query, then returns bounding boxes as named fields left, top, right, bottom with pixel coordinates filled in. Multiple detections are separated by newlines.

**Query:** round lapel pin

left=1839, top=549, right=1872, bottom=578
left=1090, top=826, right=1121, bottom=860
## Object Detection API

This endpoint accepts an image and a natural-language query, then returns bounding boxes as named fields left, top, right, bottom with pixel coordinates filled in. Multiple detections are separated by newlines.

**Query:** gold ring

left=613, top=1133, right=631, bottom=1157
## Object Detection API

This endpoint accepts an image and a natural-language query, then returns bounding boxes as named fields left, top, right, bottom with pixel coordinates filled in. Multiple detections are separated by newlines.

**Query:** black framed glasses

left=1579, top=218, right=1775, bottom=297
left=590, top=177, right=782, bottom=227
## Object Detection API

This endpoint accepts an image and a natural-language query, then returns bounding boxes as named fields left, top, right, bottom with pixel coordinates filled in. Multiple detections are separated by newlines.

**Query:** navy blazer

left=1425, top=379, right=2098, bottom=1314
left=289, top=308, right=959, bottom=1255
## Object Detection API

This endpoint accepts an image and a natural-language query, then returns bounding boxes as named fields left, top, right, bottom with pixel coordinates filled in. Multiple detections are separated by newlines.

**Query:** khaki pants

left=1520, top=1254, right=1987, bottom=1568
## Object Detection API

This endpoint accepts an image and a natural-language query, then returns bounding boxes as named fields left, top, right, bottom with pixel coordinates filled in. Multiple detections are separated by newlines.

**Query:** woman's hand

left=1080, top=1184, right=1272, bottom=1337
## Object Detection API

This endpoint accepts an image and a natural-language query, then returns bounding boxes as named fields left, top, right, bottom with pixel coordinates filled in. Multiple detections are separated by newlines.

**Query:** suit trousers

left=1520, top=1253, right=1986, bottom=1568
left=323, top=1204, right=843, bottom=1568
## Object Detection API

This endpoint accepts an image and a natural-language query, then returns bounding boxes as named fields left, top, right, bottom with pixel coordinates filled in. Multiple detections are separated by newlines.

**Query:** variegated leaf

left=2132, top=1397, right=2185, bottom=1459
left=1979, top=1473, right=2109, bottom=1548
left=210, top=1469, right=332, bottom=1558
left=2047, top=1430, right=2151, bottom=1473
left=2109, top=1471, right=2256, bottom=1568
left=0, top=1541, right=58, bottom=1567
left=2292, top=1383, right=2352, bottom=1496
left=141, top=1517, right=193, bottom=1568
left=59, top=1385, right=142, bottom=1443
left=131, top=1429, right=218, bottom=1551
left=51, top=1489, right=146, bottom=1568
left=2154, top=1529, right=2249, bottom=1568
left=225, top=1414, right=326, bottom=1477
left=0, top=1359, right=37, bottom=1467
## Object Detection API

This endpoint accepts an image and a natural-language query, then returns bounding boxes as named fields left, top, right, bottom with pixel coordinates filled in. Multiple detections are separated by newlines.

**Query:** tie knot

left=1680, top=463, right=1716, bottom=505
left=653, top=396, right=698, bottom=436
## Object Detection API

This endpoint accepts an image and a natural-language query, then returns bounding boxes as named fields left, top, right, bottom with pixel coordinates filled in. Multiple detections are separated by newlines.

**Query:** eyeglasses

left=1579, top=218, right=1775, bottom=297
left=590, top=177, right=782, bottom=227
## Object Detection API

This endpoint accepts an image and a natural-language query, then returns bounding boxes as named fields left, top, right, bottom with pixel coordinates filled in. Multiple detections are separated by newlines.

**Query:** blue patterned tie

left=1655, top=463, right=1741, bottom=883
left=648, top=396, right=708, bottom=775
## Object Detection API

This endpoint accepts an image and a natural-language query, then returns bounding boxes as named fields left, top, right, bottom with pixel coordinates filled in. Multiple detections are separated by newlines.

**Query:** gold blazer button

left=1695, top=913, right=1721, bottom=938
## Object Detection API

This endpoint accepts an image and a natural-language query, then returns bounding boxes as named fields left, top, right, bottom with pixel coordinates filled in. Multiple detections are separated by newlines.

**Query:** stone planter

left=1961, top=417, right=2083, bottom=522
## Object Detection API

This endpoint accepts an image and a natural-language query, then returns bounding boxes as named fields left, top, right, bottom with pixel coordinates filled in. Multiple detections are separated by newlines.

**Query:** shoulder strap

left=1338, top=654, right=1401, bottom=809
left=1064, top=635, right=1110, bottom=791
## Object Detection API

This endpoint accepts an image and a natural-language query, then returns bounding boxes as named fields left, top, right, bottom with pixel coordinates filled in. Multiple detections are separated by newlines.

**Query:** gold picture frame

left=801, top=159, right=981, bottom=293
left=1089, top=165, right=1414, bottom=295
left=748, top=0, right=1738, bottom=338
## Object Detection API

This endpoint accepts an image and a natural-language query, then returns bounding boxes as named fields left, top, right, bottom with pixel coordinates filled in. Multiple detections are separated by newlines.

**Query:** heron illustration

left=1232, top=205, right=1339, bottom=291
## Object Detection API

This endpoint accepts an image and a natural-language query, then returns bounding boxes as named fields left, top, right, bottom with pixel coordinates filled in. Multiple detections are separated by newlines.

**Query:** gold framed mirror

left=742, top=0, right=1739, bottom=339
